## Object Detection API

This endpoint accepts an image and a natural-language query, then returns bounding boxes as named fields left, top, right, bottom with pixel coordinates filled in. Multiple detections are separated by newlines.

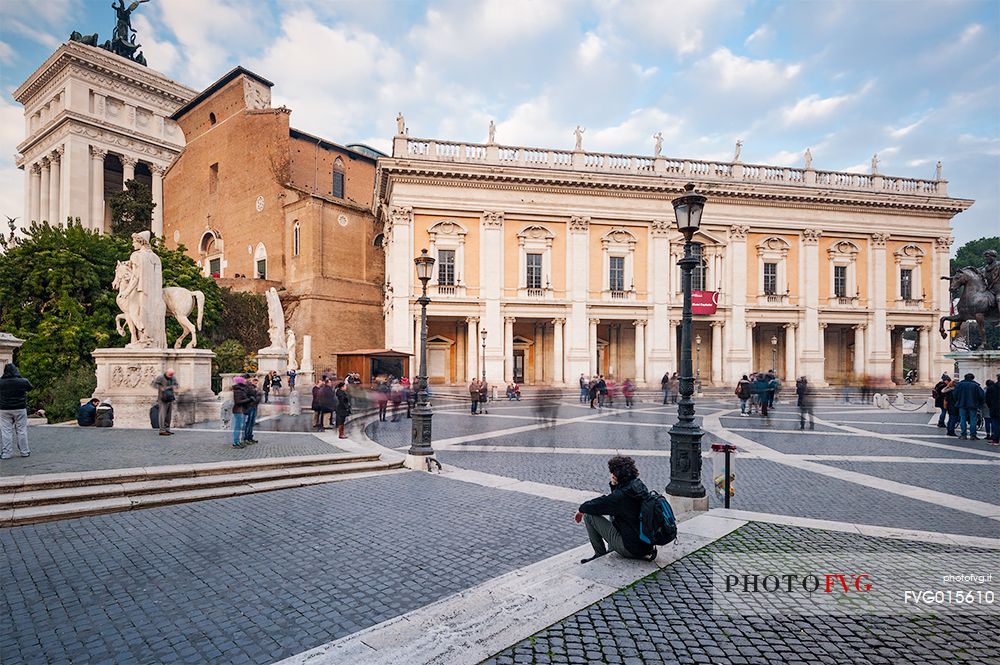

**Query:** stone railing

left=393, top=136, right=947, bottom=196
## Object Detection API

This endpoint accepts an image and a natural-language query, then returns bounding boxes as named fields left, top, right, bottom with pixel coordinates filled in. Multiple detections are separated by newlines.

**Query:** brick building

left=163, top=67, right=385, bottom=371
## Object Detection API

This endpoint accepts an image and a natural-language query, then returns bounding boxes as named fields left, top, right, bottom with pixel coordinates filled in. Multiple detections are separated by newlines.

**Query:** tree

left=208, top=289, right=269, bottom=352
left=0, top=220, right=222, bottom=421
left=109, top=179, right=155, bottom=237
left=951, top=236, right=1000, bottom=274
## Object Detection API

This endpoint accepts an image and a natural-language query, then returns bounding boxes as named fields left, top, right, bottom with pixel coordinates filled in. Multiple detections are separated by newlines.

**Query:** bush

left=213, top=339, right=248, bottom=375
left=36, top=362, right=97, bottom=423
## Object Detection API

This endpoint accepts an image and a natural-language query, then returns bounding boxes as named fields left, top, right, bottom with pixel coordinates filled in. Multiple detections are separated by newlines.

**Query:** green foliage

left=109, top=179, right=156, bottom=237
left=212, top=339, right=248, bottom=375
left=209, top=288, right=269, bottom=352
left=951, top=236, right=1000, bottom=274
left=37, top=362, right=97, bottom=424
left=0, top=220, right=222, bottom=420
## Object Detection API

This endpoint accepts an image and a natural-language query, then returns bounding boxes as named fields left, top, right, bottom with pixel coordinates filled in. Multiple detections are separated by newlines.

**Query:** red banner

left=692, top=290, right=719, bottom=315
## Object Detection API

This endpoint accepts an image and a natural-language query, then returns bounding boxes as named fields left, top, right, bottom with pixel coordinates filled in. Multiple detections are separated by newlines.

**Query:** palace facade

left=376, top=132, right=973, bottom=387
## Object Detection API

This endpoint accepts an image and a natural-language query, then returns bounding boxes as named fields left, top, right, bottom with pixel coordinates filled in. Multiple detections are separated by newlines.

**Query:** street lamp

left=694, top=334, right=703, bottom=396
left=666, top=183, right=708, bottom=501
left=480, top=328, right=488, bottom=383
left=770, top=335, right=778, bottom=375
left=408, top=249, right=436, bottom=463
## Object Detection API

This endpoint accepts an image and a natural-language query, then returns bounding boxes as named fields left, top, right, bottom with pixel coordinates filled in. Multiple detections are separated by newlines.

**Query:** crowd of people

left=932, top=372, right=1000, bottom=444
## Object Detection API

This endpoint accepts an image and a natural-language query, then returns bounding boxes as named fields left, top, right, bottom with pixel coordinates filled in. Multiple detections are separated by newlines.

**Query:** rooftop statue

left=68, top=0, right=149, bottom=66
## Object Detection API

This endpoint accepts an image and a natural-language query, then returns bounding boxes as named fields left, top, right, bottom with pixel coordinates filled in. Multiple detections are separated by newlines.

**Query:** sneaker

left=646, top=547, right=658, bottom=562
left=159, top=431, right=171, bottom=436
left=20, top=452, right=29, bottom=457
left=0, top=454, right=11, bottom=460
left=970, top=436, right=980, bottom=440
left=244, top=438, right=258, bottom=444
left=959, top=435, right=968, bottom=440
left=232, top=442, right=245, bottom=448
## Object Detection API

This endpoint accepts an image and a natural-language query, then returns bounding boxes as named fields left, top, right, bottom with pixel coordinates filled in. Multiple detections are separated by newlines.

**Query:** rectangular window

left=834, top=265, right=847, bottom=298
left=526, top=253, right=543, bottom=289
left=293, top=225, right=300, bottom=257
left=438, top=249, right=455, bottom=285
left=900, top=268, right=913, bottom=300
left=209, top=163, right=218, bottom=194
left=209, top=257, right=221, bottom=276
left=332, top=171, right=344, bottom=198
left=609, top=255, right=625, bottom=292
left=256, top=259, right=266, bottom=280
left=763, top=262, right=777, bottom=295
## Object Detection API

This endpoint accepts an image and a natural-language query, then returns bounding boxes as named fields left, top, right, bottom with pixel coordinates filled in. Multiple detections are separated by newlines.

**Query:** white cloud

left=132, top=16, right=179, bottom=76
left=887, top=117, right=926, bottom=139
left=0, top=99, right=25, bottom=227
left=959, top=23, right=982, bottom=44
left=578, top=32, right=603, bottom=66
left=0, top=41, right=13, bottom=65
left=764, top=149, right=805, bottom=167
left=782, top=80, right=874, bottom=125
left=744, top=25, right=772, bottom=46
left=695, top=47, right=800, bottom=93
left=598, top=0, right=743, bottom=56
left=631, top=63, right=658, bottom=79
left=588, top=108, right=683, bottom=154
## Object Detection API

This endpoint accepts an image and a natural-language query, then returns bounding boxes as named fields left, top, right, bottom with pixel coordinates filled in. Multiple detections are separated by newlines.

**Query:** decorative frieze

left=934, top=236, right=954, bottom=251
left=802, top=229, right=822, bottom=245
left=569, top=216, right=590, bottom=232
left=728, top=224, right=750, bottom=240
left=871, top=232, right=891, bottom=248
left=482, top=211, right=505, bottom=228
left=651, top=219, right=672, bottom=237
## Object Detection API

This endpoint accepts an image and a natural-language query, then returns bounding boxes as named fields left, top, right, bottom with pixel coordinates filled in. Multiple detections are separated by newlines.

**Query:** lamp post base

left=666, top=494, right=709, bottom=515
left=403, top=452, right=439, bottom=471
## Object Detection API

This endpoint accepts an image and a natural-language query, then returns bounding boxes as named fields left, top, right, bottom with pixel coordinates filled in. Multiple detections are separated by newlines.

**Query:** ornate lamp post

left=666, top=183, right=708, bottom=501
left=694, top=333, right=703, bottom=396
left=770, top=335, right=778, bottom=374
left=408, top=249, right=436, bottom=464
left=480, top=328, right=488, bottom=383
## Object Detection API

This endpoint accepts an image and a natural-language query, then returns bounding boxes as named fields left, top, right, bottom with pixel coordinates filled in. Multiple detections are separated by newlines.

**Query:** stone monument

left=942, top=250, right=1000, bottom=385
left=298, top=334, right=314, bottom=386
left=0, top=332, right=25, bottom=374
left=256, top=287, right=288, bottom=374
left=287, top=329, right=298, bottom=371
left=93, top=232, right=216, bottom=427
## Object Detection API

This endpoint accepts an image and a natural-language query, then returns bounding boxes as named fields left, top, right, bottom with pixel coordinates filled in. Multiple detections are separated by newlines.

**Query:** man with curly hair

left=575, top=455, right=657, bottom=563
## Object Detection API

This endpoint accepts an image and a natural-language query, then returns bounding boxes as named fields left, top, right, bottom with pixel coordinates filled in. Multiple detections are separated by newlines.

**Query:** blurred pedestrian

left=0, top=364, right=33, bottom=458
left=796, top=377, right=814, bottom=430
left=932, top=374, right=950, bottom=428
left=469, top=378, right=481, bottom=414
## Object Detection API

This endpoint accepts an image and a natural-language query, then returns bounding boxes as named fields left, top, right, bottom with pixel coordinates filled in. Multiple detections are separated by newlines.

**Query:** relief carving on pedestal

left=111, top=364, right=157, bottom=388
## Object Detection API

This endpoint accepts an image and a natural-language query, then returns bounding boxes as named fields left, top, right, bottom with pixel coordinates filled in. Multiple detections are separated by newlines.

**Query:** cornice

left=378, top=161, right=972, bottom=217
left=18, top=111, right=184, bottom=162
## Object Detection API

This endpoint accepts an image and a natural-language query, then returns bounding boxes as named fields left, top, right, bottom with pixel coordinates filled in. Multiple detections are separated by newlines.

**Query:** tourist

left=932, top=374, right=950, bottom=428
left=588, top=376, right=599, bottom=408
left=95, top=400, right=114, bottom=428
left=796, top=377, right=815, bottom=430
left=286, top=368, right=297, bottom=391
left=942, top=377, right=959, bottom=436
left=0, top=364, right=33, bottom=459
left=389, top=379, right=404, bottom=421
left=334, top=381, right=351, bottom=439
left=77, top=398, right=101, bottom=427
left=270, top=371, right=282, bottom=395
left=375, top=378, right=390, bottom=421
left=151, top=368, right=178, bottom=436
left=985, top=375, right=1000, bottom=446
left=506, top=382, right=521, bottom=401
left=660, top=372, right=670, bottom=404
left=752, top=373, right=771, bottom=417
left=735, top=375, right=752, bottom=416
left=581, top=374, right=590, bottom=403
left=952, top=373, right=986, bottom=440
left=319, top=377, right=336, bottom=429
left=478, top=378, right=490, bottom=414
left=574, top=455, right=657, bottom=564
left=262, top=371, right=272, bottom=403
left=596, top=376, right=608, bottom=408
left=766, top=373, right=779, bottom=409
left=242, top=376, right=260, bottom=445
left=605, top=377, right=616, bottom=407
left=469, top=378, right=481, bottom=414
left=311, top=378, right=324, bottom=430
left=230, top=376, right=250, bottom=449
left=623, top=378, right=635, bottom=408
left=982, top=379, right=996, bottom=443
left=668, top=373, right=680, bottom=404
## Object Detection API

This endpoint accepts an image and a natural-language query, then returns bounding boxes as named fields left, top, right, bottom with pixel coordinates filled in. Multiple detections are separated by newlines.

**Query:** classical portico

left=14, top=41, right=194, bottom=234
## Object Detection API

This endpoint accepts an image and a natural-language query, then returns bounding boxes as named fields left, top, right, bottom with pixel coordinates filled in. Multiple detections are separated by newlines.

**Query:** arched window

left=199, top=231, right=223, bottom=277
left=253, top=243, right=267, bottom=279
left=209, top=112, right=217, bottom=125
left=332, top=157, right=345, bottom=198
left=292, top=222, right=300, bottom=257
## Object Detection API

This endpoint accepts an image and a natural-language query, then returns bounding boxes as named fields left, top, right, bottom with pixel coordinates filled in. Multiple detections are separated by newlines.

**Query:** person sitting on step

left=575, top=455, right=657, bottom=564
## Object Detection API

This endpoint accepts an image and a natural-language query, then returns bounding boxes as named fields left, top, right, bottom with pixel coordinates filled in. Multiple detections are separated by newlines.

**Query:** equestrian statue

left=939, top=249, right=1000, bottom=350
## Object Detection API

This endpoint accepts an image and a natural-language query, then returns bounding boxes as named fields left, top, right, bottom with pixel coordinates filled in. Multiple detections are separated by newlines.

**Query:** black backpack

left=639, top=490, right=677, bottom=546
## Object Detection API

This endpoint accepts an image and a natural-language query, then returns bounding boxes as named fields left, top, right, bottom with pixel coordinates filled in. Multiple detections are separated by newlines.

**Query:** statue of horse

left=113, top=261, right=205, bottom=349
left=939, top=267, right=998, bottom=350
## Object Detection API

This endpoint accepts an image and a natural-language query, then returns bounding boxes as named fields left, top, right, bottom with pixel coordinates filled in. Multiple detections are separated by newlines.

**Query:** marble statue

left=936, top=160, right=943, bottom=181
left=396, top=112, right=405, bottom=136
left=573, top=125, right=585, bottom=151
left=653, top=132, right=663, bottom=157
left=301, top=335, right=313, bottom=372
left=265, top=287, right=286, bottom=350
left=488, top=120, right=496, bottom=144
left=113, top=231, right=166, bottom=349
left=804, top=148, right=813, bottom=169
left=870, top=153, right=879, bottom=175
left=287, top=329, right=298, bottom=371
left=733, top=139, right=743, bottom=163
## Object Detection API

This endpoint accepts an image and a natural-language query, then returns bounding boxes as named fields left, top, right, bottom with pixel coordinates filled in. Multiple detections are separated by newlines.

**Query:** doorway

left=513, top=350, right=525, bottom=383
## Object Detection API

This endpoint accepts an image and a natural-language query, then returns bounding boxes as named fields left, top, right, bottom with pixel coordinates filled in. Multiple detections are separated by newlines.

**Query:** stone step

left=0, top=458, right=401, bottom=511
left=0, top=452, right=382, bottom=494
left=2, top=463, right=408, bottom=527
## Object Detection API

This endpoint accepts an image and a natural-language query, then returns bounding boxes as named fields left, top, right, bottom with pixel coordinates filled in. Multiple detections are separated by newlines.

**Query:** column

left=818, top=323, right=828, bottom=382
left=746, top=322, right=756, bottom=369
left=918, top=326, right=931, bottom=385
left=552, top=318, right=565, bottom=384
left=589, top=318, right=599, bottom=375
left=150, top=164, right=165, bottom=237
left=466, top=317, right=479, bottom=381
left=726, top=225, right=751, bottom=380
left=891, top=326, right=903, bottom=384
left=784, top=323, right=797, bottom=381
left=534, top=323, right=544, bottom=384
left=869, top=232, right=892, bottom=378
left=481, top=211, right=505, bottom=382
left=798, top=229, right=825, bottom=383
left=710, top=321, right=723, bottom=385
left=28, top=163, right=41, bottom=223
left=932, top=236, right=954, bottom=378
left=648, top=220, right=672, bottom=381
left=853, top=324, right=866, bottom=377
left=48, top=147, right=62, bottom=225
left=504, top=316, right=515, bottom=382
left=38, top=158, right=50, bottom=223
left=566, top=216, right=591, bottom=380
left=666, top=318, right=677, bottom=376
left=633, top=320, right=646, bottom=384
left=121, top=155, right=136, bottom=187
left=90, top=146, right=107, bottom=231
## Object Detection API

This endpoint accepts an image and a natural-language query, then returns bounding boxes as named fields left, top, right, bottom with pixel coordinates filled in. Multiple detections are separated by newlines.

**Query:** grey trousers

left=584, top=513, right=639, bottom=558
left=0, top=409, right=29, bottom=456
left=158, top=400, right=173, bottom=431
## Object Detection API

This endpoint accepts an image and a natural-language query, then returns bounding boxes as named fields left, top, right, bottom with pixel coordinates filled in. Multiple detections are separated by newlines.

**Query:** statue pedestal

left=93, top=348, right=217, bottom=428
left=0, top=332, right=25, bottom=375
left=256, top=348, right=288, bottom=375
left=946, top=351, right=1000, bottom=384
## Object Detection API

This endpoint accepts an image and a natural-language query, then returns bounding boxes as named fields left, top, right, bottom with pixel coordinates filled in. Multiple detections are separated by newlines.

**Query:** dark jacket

left=578, top=478, right=654, bottom=557
left=77, top=402, right=98, bottom=426
left=986, top=382, right=1000, bottom=415
left=311, top=385, right=321, bottom=410
left=152, top=374, right=178, bottom=402
left=932, top=380, right=948, bottom=408
left=736, top=380, right=752, bottom=400
left=334, top=388, right=352, bottom=417
left=319, top=384, right=336, bottom=410
left=952, top=379, right=985, bottom=410
left=0, top=364, right=32, bottom=410
left=751, top=377, right=769, bottom=397
left=244, top=384, right=260, bottom=409
left=796, top=380, right=813, bottom=408
left=95, top=403, right=114, bottom=427
left=232, top=383, right=252, bottom=414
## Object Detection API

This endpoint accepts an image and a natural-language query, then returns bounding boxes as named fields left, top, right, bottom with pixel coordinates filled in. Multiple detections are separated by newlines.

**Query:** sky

left=0, top=0, right=997, bottom=251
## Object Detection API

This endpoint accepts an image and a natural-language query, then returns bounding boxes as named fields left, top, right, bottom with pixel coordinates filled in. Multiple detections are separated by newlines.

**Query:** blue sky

left=1, top=0, right=997, bottom=250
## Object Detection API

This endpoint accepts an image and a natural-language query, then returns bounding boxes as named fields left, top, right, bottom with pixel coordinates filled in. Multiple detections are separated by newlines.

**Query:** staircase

left=0, top=452, right=404, bottom=527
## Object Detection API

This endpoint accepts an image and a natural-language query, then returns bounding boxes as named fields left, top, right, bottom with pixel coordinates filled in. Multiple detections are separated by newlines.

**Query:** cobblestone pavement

left=0, top=472, right=581, bottom=665
left=733, top=430, right=986, bottom=458
left=483, top=521, right=1000, bottom=665
left=816, top=460, right=1000, bottom=504
left=0, top=427, right=344, bottom=476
